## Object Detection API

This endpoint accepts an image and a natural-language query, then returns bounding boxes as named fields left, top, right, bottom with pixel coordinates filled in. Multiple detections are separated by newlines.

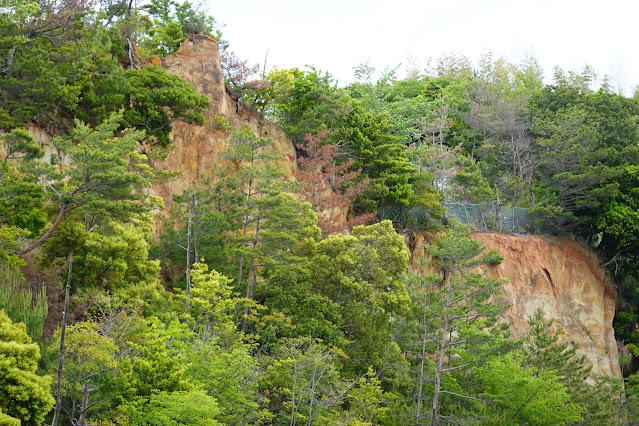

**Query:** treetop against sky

left=212, top=0, right=637, bottom=92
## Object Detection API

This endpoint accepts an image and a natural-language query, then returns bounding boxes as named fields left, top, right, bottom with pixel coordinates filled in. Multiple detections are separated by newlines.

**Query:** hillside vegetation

left=2, top=0, right=639, bottom=424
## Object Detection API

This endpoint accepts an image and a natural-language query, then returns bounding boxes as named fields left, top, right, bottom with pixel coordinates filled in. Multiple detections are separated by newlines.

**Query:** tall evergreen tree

left=408, top=223, right=506, bottom=425
left=332, top=102, right=417, bottom=211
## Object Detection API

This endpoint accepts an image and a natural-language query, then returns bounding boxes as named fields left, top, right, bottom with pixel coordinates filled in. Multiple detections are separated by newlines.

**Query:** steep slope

left=148, top=33, right=297, bottom=211
left=410, top=232, right=621, bottom=378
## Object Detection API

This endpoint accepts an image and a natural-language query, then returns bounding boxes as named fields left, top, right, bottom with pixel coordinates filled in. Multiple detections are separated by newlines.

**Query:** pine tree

left=18, top=112, right=156, bottom=256
left=222, top=126, right=305, bottom=331
left=522, top=309, right=624, bottom=425
left=0, top=129, right=46, bottom=267
left=409, top=222, right=506, bottom=425
left=332, top=102, right=416, bottom=210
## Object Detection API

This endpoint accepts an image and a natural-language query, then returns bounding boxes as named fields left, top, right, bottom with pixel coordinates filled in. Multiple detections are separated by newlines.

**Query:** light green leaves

left=0, top=310, right=54, bottom=425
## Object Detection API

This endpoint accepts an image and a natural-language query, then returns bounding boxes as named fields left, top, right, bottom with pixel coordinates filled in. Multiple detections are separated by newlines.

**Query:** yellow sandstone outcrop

left=410, top=232, right=621, bottom=378
left=150, top=33, right=297, bottom=211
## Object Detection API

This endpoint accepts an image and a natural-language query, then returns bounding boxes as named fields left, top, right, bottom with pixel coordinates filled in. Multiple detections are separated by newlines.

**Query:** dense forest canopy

left=2, top=0, right=639, bottom=424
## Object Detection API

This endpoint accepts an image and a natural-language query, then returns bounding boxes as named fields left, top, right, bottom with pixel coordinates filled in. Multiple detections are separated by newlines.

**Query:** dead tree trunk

left=241, top=214, right=261, bottom=332
left=185, top=202, right=193, bottom=313
left=430, top=263, right=452, bottom=426
left=78, top=379, right=91, bottom=426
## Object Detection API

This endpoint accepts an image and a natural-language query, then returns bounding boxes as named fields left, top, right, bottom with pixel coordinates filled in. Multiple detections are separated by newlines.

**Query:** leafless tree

left=462, top=81, right=538, bottom=206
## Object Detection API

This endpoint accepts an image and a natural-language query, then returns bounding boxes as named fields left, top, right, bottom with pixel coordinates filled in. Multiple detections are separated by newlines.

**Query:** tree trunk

left=237, top=174, right=254, bottom=289
left=289, top=349, right=300, bottom=426
left=52, top=251, right=73, bottom=426
left=415, top=284, right=429, bottom=425
left=192, top=193, right=199, bottom=262
left=241, top=257, right=256, bottom=332
left=185, top=203, right=193, bottom=313
left=430, top=265, right=452, bottom=426
left=78, top=379, right=90, bottom=426
left=18, top=204, right=69, bottom=255
left=237, top=212, right=249, bottom=288
left=241, top=214, right=261, bottom=332
left=70, top=399, right=76, bottom=426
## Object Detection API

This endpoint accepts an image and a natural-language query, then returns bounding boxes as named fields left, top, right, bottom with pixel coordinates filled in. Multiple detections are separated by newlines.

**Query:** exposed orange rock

left=409, top=232, right=621, bottom=379
left=149, top=34, right=297, bottom=212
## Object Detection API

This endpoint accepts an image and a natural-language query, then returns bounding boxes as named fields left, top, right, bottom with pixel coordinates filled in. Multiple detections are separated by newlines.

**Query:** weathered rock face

left=150, top=34, right=297, bottom=211
left=409, top=232, right=621, bottom=379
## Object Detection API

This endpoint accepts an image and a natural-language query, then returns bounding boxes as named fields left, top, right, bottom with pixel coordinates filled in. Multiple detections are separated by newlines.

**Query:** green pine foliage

left=0, top=266, right=47, bottom=342
left=332, top=103, right=417, bottom=210
left=139, top=0, right=227, bottom=56
left=0, top=129, right=46, bottom=266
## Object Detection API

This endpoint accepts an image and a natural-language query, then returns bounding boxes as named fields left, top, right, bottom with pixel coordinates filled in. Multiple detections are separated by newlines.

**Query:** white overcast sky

left=209, top=0, right=637, bottom=93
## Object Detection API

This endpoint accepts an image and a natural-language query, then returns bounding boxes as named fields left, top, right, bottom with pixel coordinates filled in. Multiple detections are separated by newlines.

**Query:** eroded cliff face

left=149, top=34, right=297, bottom=211
left=409, top=232, right=621, bottom=379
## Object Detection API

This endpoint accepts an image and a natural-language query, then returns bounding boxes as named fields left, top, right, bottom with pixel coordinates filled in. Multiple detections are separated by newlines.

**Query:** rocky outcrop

left=149, top=34, right=297, bottom=211
left=410, top=232, right=621, bottom=379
